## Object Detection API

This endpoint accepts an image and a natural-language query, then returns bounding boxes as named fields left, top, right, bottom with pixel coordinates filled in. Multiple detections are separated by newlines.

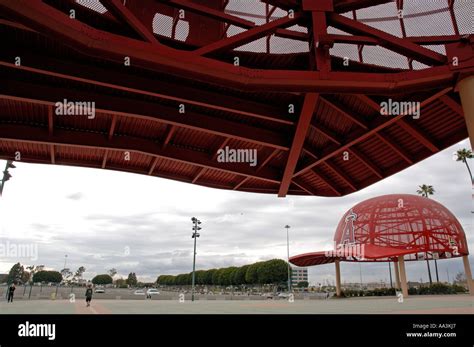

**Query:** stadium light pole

left=285, top=225, right=291, bottom=293
left=0, top=160, right=16, bottom=196
left=388, top=261, right=393, bottom=288
left=191, top=217, right=201, bottom=302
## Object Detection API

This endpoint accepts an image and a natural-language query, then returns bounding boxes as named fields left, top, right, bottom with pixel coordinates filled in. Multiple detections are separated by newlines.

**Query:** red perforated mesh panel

left=76, top=0, right=107, bottom=14
left=74, top=0, right=471, bottom=70
left=333, top=194, right=469, bottom=262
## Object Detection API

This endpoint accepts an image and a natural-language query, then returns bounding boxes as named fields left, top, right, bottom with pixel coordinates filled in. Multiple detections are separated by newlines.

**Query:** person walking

left=85, top=284, right=93, bottom=307
left=7, top=282, right=16, bottom=303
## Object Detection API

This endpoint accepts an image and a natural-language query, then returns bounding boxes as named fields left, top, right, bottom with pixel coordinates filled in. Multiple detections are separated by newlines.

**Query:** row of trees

left=157, top=259, right=288, bottom=287
left=5, top=263, right=87, bottom=285
left=6, top=263, right=140, bottom=286
left=90, top=272, right=138, bottom=286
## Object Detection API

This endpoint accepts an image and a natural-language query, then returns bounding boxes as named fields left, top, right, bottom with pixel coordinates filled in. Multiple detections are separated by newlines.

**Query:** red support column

left=278, top=93, right=319, bottom=197
left=304, top=0, right=333, bottom=77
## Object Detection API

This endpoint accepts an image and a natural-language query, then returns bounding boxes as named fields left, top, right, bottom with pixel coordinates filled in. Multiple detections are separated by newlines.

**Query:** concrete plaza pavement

left=0, top=295, right=472, bottom=314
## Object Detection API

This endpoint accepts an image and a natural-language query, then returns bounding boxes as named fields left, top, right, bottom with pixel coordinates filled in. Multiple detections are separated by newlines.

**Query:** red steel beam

left=321, top=96, right=369, bottom=129
left=357, top=89, right=440, bottom=156
left=355, top=94, right=380, bottom=111
left=279, top=93, right=319, bottom=197
left=311, top=121, right=343, bottom=145
left=324, top=160, right=357, bottom=191
left=102, top=111, right=117, bottom=169
left=322, top=34, right=466, bottom=46
left=341, top=128, right=466, bottom=198
left=333, top=0, right=393, bottom=13
left=408, top=35, right=465, bottom=45
left=233, top=177, right=249, bottom=190
left=0, top=58, right=293, bottom=126
left=303, top=146, right=318, bottom=160
left=349, top=147, right=383, bottom=179
left=195, top=13, right=303, bottom=55
left=192, top=167, right=207, bottom=184
left=102, top=150, right=109, bottom=169
left=312, top=168, right=343, bottom=196
left=375, top=133, right=413, bottom=164
left=310, top=10, right=331, bottom=76
left=0, top=0, right=458, bottom=94
left=165, top=0, right=254, bottom=27
left=322, top=34, right=378, bottom=46
left=162, top=125, right=176, bottom=148
left=148, top=157, right=159, bottom=175
left=328, top=12, right=447, bottom=66
left=212, top=138, right=231, bottom=161
left=163, top=0, right=307, bottom=41
left=356, top=93, right=428, bottom=163
left=0, top=124, right=283, bottom=184
left=194, top=137, right=231, bottom=184
left=293, top=88, right=452, bottom=177
left=397, top=119, right=439, bottom=153
left=439, top=95, right=464, bottom=117
left=263, top=0, right=392, bottom=13
left=50, top=145, right=55, bottom=164
left=0, top=79, right=289, bottom=151
left=292, top=177, right=319, bottom=195
left=258, top=148, right=280, bottom=172
left=48, top=105, right=53, bottom=135
left=104, top=106, right=116, bottom=168
left=0, top=18, right=34, bottom=32
left=108, top=115, right=117, bottom=141
left=101, top=0, right=160, bottom=44
left=396, top=0, right=413, bottom=70
left=233, top=148, right=280, bottom=190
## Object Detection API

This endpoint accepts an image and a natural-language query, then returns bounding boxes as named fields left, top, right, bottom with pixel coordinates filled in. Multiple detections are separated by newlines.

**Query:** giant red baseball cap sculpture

left=290, top=194, right=472, bottom=296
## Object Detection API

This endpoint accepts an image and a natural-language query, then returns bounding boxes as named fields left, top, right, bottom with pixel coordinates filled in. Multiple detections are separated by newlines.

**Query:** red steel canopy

left=0, top=0, right=472, bottom=196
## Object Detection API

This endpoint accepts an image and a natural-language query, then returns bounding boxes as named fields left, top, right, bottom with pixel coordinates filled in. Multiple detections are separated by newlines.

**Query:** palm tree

left=416, top=184, right=435, bottom=198
left=455, top=148, right=473, bottom=183
left=416, top=184, right=436, bottom=284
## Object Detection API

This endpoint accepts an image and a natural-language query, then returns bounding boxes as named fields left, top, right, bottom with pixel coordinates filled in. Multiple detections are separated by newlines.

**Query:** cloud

left=0, top=139, right=472, bottom=284
left=66, top=192, right=85, bottom=200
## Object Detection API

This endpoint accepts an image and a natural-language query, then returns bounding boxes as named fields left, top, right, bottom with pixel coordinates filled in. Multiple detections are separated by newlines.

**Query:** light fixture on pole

left=285, top=225, right=291, bottom=293
left=191, top=217, right=202, bottom=302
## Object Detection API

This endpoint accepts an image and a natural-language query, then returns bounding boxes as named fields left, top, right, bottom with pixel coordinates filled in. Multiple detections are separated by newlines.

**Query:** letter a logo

left=340, top=209, right=357, bottom=245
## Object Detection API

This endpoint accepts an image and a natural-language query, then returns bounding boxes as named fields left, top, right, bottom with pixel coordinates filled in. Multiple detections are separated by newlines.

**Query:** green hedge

left=408, top=283, right=467, bottom=295
left=157, top=259, right=288, bottom=287
left=341, top=283, right=467, bottom=297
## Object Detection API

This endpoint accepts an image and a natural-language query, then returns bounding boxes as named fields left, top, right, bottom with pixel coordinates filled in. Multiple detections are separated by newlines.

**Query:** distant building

left=291, top=267, right=308, bottom=287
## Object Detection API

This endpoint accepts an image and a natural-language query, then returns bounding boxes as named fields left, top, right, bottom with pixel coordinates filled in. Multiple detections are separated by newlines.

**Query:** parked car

left=133, top=289, right=145, bottom=295
left=278, top=292, right=290, bottom=298
left=262, top=292, right=274, bottom=299
left=94, top=288, right=105, bottom=294
left=146, top=288, right=160, bottom=298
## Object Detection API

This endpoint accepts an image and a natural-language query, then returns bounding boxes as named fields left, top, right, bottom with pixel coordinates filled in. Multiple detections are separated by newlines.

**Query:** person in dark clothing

left=7, top=283, right=16, bottom=303
left=85, top=284, right=93, bottom=307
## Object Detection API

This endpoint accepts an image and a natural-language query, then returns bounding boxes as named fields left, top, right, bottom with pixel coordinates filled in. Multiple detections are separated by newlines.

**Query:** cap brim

left=290, top=244, right=418, bottom=267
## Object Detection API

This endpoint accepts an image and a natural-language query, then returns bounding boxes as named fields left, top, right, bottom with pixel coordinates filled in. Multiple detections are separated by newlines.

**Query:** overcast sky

left=0, top=139, right=472, bottom=285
